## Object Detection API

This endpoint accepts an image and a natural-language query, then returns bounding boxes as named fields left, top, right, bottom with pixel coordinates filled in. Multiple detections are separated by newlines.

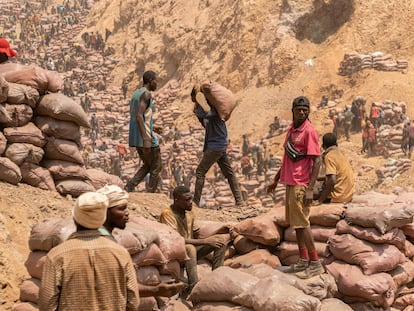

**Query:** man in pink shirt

left=267, top=96, right=323, bottom=279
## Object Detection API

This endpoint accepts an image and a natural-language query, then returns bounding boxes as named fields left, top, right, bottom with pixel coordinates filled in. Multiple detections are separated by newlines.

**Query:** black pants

left=193, top=149, right=243, bottom=206
left=126, top=146, right=162, bottom=192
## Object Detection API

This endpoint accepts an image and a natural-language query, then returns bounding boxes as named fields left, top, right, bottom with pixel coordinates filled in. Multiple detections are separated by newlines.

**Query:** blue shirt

left=128, top=87, right=159, bottom=148
left=196, top=105, right=228, bottom=151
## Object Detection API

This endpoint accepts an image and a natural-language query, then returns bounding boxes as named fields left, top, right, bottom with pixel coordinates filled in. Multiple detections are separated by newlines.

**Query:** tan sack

left=193, top=302, right=253, bottom=311
left=188, top=266, right=259, bottom=304
left=0, top=75, right=8, bottom=103
left=136, top=266, right=161, bottom=286
left=35, top=116, right=80, bottom=143
left=390, top=260, right=414, bottom=288
left=3, top=65, right=63, bottom=94
left=0, top=103, right=33, bottom=127
left=201, top=81, right=237, bottom=121
left=132, top=243, right=168, bottom=267
left=309, top=203, right=345, bottom=227
left=0, top=157, right=21, bottom=184
left=36, top=93, right=89, bottom=127
left=321, top=298, right=353, bottom=311
left=11, top=302, right=39, bottom=311
left=86, top=168, right=124, bottom=189
left=225, top=249, right=281, bottom=269
left=55, top=179, right=95, bottom=197
left=137, top=297, right=157, bottom=311
left=0, top=131, right=7, bottom=154
left=233, top=276, right=321, bottom=311
left=19, top=278, right=41, bottom=304
left=5, top=143, right=44, bottom=166
left=233, top=235, right=260, bottom=254
left=284, top=225, right=336, bottom=243
left=0, top=103, right=12, bottom=124
left=29, top=218, right=75, bottom=252
left=44, top=137, right=83, bottom=165
left=3, top=122, right=46, bottom=147
left=7, top=83, right=39, bottom=107
left=24, top=251, right=47, bottom=279
left=20, top=162, right=56, bottom=191
left=42, top=159, right=88, bottom=181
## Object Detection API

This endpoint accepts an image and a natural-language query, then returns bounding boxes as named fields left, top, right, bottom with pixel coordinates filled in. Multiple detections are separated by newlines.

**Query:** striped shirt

left=39, top=230, right=139, bottom=311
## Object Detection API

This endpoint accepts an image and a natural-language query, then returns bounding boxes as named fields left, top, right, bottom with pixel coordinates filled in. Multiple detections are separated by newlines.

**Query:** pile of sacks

left=376, top=158, right=412, bottom=184
left=14, top=216, right=189, bottom=311
left=338, top=51, right=408, bottom=76
left=0, top=63, right=123, bottom=197
left=13, top=190, right=414, bottom=310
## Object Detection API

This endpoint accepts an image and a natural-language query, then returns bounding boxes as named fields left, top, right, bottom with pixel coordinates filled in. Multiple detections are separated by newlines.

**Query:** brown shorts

left=285, top=185, right=310, bottom=228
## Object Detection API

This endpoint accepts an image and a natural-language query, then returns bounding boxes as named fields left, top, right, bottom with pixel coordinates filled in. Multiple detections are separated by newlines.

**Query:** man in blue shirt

left=125, top=71, right=162, bottom=193
left=191, top=85, right=244, bottom=207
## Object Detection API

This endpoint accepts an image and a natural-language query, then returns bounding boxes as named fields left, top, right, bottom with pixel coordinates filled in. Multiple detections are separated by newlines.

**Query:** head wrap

left=97, top=185, right=129, bottom=208
left=73, top=192, right=109, bottom=229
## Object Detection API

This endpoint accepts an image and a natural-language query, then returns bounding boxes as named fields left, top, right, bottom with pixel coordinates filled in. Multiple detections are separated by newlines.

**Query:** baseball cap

left=0, top=38, right=17, bottom=58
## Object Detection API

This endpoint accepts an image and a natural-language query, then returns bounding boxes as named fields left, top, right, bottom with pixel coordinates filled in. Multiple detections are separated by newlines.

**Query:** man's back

left=324, top=147, right=354, bottom=203
left=39, top=231, right=139, bottom=311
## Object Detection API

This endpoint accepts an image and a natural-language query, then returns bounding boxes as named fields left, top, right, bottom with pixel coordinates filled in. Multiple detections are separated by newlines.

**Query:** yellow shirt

left=160, top=206, right=199, bottom=239
left=323, top=146, right=355, bottom=203
left=39, top=230, right=139, bottom=311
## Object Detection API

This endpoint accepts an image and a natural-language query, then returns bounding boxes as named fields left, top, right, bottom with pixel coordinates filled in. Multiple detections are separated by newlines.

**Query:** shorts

left=285, top=185, right=310, bottom=228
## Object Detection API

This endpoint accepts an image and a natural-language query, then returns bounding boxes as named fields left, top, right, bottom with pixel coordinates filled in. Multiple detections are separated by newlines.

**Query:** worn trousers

left=193, top=149, right=243, bottom=205
left=126, top=146, right=162, bottom=192
left=185, top=242, right=226, bottom=288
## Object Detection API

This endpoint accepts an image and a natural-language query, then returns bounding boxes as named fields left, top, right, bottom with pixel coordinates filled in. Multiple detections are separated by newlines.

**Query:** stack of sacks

left=326, top=192, right=414, bottom=309
left=376, top=158, right=412, bottom=184
left=189, top=265, right=340, bottom=311
left=278, top=204, right=345, bottom=265
left=19, top=216, right=188, bottom=311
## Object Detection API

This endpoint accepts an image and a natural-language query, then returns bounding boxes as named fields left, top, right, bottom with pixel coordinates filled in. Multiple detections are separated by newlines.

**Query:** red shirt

left=280, top=119, right=320, bottom=186
left=117, top=144, right=127, bottom=155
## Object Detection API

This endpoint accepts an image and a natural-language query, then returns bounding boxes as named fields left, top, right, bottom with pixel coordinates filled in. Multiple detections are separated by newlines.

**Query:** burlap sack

left=201, top=81, right=237, bottom=121
left=336, top=219, right=406, bottom=251
left=193, top=302, right=253, bottom=311
left=0, top=157, right=22, bottom=184
left=233, top=276, right=321, bottom=311
left=19, top=278, right=41, bottom=304
left=321, top=298, right=353, bottom=311
left=0, top=103, right=12, bottom=124
left=86, top=168, right=124, bottom=189
left=3, top=122, right=46, bottom=147
left=393, top=286, right=414, bottom=310
left=113, top=221, right=160, bottom=255
left=130, top=216, right=188, bottom=262
left=0, top=103, right=33, bottom=127
left=390, top=260, right=414, bottom=288
left=161, top=300, right=192, bottom=311
left=138, top=297, right=157, bottom=311
left=0, top=131, right=7, bottom=155
left=42, top=159, right=88, bottom=181
left=328, top=234, right=406, bottom=275
left=233, top=235, right=259, bottom=254
left=225, top=249, right=281, bottom=269
left=325, top=260, right=395, bottom=308
left=20, top=162, right=56, bottom=191
left=159, top=260, right=181, bottom=281
left=11, top=302, right=39, bottom=311
left=55, top=179, right=95, bottom=197
left=24, top=251, right=47, bottom=279
left=232, top=210, right=282, bottom=246
left=345, top=204, right=414, bottom=234
left=36, top=93, right=89, bottom=127
left=29, top=218, right=75, bottom=252
left=136, top=266, right=161, bottom=286
left=278, top=241, right=328, bottom=263
left=0, top=75, right=8, bottom=103
left=198, top=220, right=232, bottom=239
left=131, top=243, right=168, bottom=267
left=188, top=266, right=259, bottom=304
left=284, top=225, right=336, bottom=243
left=402, top=222, right=414, bottom=238
left=309, top=203, right=345, bottom=227
left=5, top=143, right=44, bottom=166
left=7, top=83, right=39, bottom=107
left=3, top=65, right=63, bottom=94
left=44, top=137, right=83, bottom=165
left=35, top=116, right=80, bottom=143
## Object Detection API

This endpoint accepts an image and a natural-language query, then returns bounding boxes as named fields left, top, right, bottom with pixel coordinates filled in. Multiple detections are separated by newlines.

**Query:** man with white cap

left=97, top=184, right=185, bottom=298
left=0, top=38, right=17, bottom=64
left=39, top=191, right=140, bottom=311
